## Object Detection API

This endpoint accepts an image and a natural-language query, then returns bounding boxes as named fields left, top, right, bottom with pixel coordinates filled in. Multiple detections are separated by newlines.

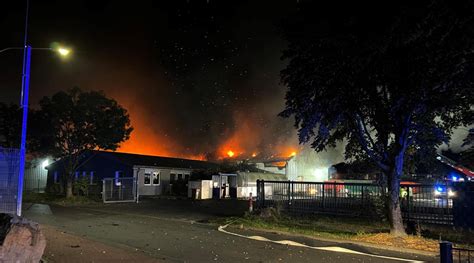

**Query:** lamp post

left=1, top=48, right=71, bottom=217
left=0, top=45, right=71, bottom=216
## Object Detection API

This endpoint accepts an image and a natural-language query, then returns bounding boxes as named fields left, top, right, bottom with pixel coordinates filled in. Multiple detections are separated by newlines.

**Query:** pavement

left=23, top=199, right=438, bottom=263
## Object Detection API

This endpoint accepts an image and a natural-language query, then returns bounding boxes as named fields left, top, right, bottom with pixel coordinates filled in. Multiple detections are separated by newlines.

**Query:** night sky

left=0, top=0, right=300, bottom=159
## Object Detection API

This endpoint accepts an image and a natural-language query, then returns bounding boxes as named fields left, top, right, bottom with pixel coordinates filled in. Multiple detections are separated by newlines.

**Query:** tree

left=0, top=103, right=49, bottom=156
left=38, top=87, right=133, bottom=198
left=279, top=1, right=474, bottom=236
left=0, top=103, right=21, bottom=148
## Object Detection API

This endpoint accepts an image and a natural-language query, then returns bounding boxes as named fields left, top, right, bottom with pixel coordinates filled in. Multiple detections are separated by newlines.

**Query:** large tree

left=279, top=1, right=474, bottom=235
left=39, top=87, right=133, bottom=198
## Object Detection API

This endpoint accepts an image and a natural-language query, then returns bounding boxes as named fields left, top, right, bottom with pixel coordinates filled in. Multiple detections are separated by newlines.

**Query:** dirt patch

left=353, top=233, right=439, bottom=252
left=40, top=225, right=159, bottom=262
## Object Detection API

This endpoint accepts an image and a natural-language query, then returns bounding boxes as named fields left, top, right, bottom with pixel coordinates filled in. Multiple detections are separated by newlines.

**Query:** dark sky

left=0, top=0, right=300, bottom=159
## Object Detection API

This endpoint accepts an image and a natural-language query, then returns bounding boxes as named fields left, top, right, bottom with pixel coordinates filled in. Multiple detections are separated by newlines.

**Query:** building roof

left=236, top=172, right=287, bottom=185
left=47, top=150, right=220, bottom=170
left=99, top=151, right=219, bottom=170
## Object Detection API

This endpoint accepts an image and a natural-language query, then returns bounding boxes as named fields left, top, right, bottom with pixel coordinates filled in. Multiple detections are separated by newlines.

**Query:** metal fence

left=256, top=180, right=383, bottom=217
left=401, top=183, right=453, bottom=225
left=102, top=177, right=136, bottom=203
left=453, top=247, right=473, bottom=263
left=257, top=180, right=474, bottom=226
left=0, top=148, right=20, bottom=214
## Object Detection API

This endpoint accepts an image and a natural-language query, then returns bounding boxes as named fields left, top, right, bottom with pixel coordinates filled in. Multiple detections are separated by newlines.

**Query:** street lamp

left=1, top=45, right=71, bottom=217
left=0, top=45, right=71, bottom=216
left=1, top=0, right=73, bottom=216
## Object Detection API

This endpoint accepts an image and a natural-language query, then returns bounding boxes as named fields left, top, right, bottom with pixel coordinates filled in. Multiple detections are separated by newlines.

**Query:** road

left=24, top=199, right=436, bottom=263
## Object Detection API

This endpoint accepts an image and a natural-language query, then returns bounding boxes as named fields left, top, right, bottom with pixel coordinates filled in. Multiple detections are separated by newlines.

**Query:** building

left=45, top=151, right=219, bottom=199
left=24, top=157, right=50, bottom=193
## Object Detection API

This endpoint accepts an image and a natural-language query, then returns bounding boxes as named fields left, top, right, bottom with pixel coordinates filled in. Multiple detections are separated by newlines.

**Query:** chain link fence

left=0, top=148, right=20, bottom=215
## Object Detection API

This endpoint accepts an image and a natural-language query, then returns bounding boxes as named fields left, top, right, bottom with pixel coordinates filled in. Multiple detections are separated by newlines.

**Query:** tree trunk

left=386, top=152, right=407, bottom=236
left=66, top=178, right=73, bottom=198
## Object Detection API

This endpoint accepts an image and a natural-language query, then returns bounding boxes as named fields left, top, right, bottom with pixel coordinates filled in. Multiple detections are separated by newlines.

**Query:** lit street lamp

left=0, top=0, right=73, bottom=217
left=0, top=45, right=71, bottom=216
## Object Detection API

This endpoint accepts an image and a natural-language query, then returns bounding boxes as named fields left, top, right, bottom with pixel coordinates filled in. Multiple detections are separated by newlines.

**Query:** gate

left=102, top=177, right=136, bottom=203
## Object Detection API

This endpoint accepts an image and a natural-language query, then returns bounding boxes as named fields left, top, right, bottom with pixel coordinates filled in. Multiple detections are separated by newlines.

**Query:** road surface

left=23, top=199, right=436, bottom=262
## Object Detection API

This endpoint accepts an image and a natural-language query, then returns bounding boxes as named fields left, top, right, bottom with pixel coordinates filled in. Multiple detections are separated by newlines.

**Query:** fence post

left=439, top=241, right=453, bottom=263
left=256, top=179, right=260, bottom=208
left=406, top=185, right=410, bottom=222
left=322, top=182, right=325, bottom=210
left=287, top=181, right=291, bottom=211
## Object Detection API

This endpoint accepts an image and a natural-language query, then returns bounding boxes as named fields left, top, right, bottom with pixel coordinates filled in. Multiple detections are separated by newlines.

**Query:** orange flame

left=227, top=150, right=235, bottom=158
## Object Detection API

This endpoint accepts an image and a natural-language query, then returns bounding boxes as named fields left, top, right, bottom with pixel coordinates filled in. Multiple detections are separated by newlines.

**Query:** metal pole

left=439, top=241, right=453, bottom=263
left=16, top=45, right=31, bottom=216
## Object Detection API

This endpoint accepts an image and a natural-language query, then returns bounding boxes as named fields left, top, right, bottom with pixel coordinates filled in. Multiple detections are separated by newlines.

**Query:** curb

left=225, top=224, right=438, bottom=258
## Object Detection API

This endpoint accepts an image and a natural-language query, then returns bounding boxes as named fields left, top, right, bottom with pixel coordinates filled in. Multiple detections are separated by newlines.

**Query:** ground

left=23, top=198, right=437, bottom=262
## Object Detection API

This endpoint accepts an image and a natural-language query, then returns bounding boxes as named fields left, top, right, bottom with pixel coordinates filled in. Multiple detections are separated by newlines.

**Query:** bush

left=73, top=177, right=89, bottom=196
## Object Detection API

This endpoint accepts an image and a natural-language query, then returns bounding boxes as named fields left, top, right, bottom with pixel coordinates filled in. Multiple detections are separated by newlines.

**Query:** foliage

left=38, top=87, right=133, bottom=197
left=279, top=1, right=474, bottom=235
left=0, top=103, right=21, bottom=148
left=74, top=177, right=90, bottom=196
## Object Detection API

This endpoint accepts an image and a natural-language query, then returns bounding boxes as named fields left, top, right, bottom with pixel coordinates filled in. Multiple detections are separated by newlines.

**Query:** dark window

left=152, top=172, right=160, bottom=185
left=144, top=173, right=151, bottom=185
left=178, top=174, right=183, bottom=181
left=185, top=174, right=189, bottom=181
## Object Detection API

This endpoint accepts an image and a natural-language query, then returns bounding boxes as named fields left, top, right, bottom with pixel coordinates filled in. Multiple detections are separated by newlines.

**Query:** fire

left=252, top=152, right=257, bottom=157
left=227, top=150, right=235, bottom=158
left=290, top=151, right=297, bottom=157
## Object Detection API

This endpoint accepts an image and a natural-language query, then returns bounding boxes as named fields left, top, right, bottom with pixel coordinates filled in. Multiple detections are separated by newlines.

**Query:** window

left=75, top=171, right=79, bottom=181
left=152, top=172, right=160, bottom=185
left=115, top=171, right=123, bottom=186
left=144, top=172, right=151, bottom=185
left=54, top=171, right=59, bottom=184
left=185, top=174, right=189, bottom=181
left=178, top=174, right=183, bottom=181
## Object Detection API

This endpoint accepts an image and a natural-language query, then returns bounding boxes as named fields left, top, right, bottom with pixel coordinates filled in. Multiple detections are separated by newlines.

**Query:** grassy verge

left=23, top=192, right=101, bottom=206
left=213, top=210, right=472, bottom=253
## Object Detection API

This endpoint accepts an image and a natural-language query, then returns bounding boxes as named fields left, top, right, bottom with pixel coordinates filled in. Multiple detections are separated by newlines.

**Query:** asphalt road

left=24, top=199, right=437, bottom=263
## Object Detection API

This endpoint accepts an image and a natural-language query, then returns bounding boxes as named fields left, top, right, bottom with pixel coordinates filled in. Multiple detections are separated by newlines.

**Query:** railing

left=453, top=247, right=473, bottom=263
left=256, top=180, right=383, bottom=217
left=440, top=241, right=473, bottom=263
left=257, top=180, right=474, bottom=226
left=401, top=183, right=453, bottom=225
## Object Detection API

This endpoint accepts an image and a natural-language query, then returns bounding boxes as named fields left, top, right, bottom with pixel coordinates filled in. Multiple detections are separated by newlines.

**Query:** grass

left=216, top=212, right=388, bottom=240
left=23, top=192, right=100, bottom=206
left=213, top=209, right=473, bottom=253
